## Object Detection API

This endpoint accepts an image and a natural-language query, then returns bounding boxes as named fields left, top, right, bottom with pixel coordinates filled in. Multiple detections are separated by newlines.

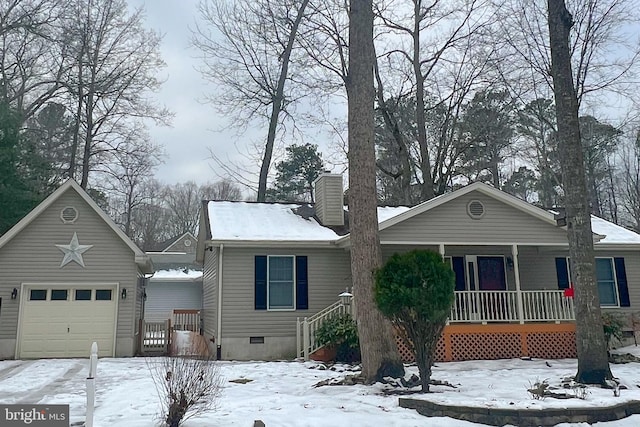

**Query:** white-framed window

left=595, top=258, right=619, bottom=307
left=267, top=255, right=295, bottom=310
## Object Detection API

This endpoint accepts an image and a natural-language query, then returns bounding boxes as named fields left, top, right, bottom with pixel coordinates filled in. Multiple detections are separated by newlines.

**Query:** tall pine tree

left=267, top=143, right=324, bottom=202
left=0, top=103, right=51, bottom=234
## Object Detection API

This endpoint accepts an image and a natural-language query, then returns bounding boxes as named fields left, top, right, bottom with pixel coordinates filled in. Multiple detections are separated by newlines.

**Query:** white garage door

left=18, top=285, right=118, bottom=358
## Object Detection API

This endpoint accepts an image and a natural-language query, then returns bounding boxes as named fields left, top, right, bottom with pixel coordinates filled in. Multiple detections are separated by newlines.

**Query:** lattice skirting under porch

left=395, top=323, right=577, bottom=363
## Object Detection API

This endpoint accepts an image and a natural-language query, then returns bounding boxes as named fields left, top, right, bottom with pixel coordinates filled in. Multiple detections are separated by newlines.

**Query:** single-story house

left=196, top=174, right=640, bottom=361
left=0, top=180, right=152, bottom=359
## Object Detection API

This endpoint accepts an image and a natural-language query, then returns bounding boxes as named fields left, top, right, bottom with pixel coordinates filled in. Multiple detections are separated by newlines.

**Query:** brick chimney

left=313, top=173, right=344, bottom=226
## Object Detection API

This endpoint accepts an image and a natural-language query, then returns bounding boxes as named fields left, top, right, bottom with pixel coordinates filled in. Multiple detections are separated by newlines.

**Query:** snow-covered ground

left=1, top=347, right=640, bottom=426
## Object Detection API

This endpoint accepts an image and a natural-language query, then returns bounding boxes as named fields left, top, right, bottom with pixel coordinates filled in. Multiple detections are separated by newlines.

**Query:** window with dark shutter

left=255, top=256, right=267, bottom=310
left=558, top=256, right=629, bottom=308
left=296, top=256, right=308, bottom=310
left=614, top=257, right=630, bottom=307
left=256, top=255, right=309, bottom=310
left=555, top=257, right=570, bottom=290
left=452, top=257, right=466, bottom=291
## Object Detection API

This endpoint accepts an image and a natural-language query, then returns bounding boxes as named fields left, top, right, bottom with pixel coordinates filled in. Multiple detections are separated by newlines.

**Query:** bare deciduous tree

left=617, top=131, right=640, bottom=231
left=102, top=132, right=163, bottom=237
left=495, top=0, right=640, bottom=111
left=65, top=0, right=170, bottom=188
left=194, top=0, right=311, bottom=201
left=200, top=180, right=243, bottom=201
left=376, top=0, right=493, bottom=200
left=0, top=0, right=69, bottom=120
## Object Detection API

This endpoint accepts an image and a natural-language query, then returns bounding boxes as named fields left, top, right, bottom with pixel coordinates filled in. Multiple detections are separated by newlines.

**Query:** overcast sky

left=127, top=0, right=243, bottom=186
left=127, top=0, right=346, bottom=191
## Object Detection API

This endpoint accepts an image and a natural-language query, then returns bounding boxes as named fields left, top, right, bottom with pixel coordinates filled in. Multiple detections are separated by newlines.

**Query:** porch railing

left=521, top=290, right=575, bottom=322
left=296, top=299, right=352, bottom=360
left=449, top=290, right=575, bottom=323
left=296, top=289, right=574, bottom=360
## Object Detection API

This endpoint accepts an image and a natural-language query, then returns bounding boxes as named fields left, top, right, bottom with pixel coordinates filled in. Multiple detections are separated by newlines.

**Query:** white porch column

left=512, top=244, right=525, bottom=324
left=439, top=244, right=445, bottom=258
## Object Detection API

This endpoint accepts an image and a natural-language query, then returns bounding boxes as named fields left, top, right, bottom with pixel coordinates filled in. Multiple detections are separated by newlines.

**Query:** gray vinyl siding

left=315, top=174, right=344, bottom=226
left=220, top=247, right=351, bottom=338
left=0, top=189, right=138, bottom=347
left=145, top=281, right=203, bottom=322
left=517, top=247, right=640, bottom=315
left=379, top=191, right=568, bottom=244
left=201, top=247, right=218, bottom=341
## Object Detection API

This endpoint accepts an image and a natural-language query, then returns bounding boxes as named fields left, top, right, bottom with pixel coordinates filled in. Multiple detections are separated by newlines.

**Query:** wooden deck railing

left=139, top=319, right=170, bottom=355
left=172, top=309, right=201, bottom=332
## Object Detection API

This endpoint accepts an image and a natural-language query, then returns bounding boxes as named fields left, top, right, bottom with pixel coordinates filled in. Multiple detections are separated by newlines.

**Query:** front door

left=467, top=256, right=507, bottom=291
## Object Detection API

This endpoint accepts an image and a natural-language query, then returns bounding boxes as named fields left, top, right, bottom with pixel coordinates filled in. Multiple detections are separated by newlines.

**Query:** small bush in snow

left=148, top=341, right=223, bottom=427
left=572, top=383, right=589, bottom=400
left=527, top=378, right=549, bottom=400
left=602, top=312, right=625, bottom=349
left=375, top=250, right=455, bottom=392
left=315, top=313, right=360, bottom=363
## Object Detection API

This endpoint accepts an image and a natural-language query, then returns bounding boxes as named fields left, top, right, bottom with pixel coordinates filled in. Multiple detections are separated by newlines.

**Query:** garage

left=18, top=284, right=118, bottom=358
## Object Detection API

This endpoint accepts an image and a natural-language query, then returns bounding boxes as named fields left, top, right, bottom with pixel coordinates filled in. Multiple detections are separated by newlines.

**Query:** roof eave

left=594, top=243, right=640, bottom=250
left=150, top=277, right=203, bottom=283
left=206, top=239, right=337, bottom=248
left=136, top=255, right=154, bottom=275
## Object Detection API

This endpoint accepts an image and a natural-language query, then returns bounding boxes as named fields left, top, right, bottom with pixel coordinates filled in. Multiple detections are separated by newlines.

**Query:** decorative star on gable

left=55, top=232, right=93, bottom=267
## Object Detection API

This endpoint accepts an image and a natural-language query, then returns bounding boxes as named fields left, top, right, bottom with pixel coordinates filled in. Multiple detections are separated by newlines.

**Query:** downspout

left=216, top=243, right=224, bottom=360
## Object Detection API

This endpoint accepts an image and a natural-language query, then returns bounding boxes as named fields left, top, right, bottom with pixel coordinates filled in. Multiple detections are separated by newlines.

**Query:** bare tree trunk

left=547, top=0, right=611, bottom=384
left=411, top=1, right=434, bottom=201
left=69, top=41, right=85, bottom=181
left=347, top=0, right=404, bottom=383
left=374, top=61, right=413, bottom=205
left=256, top=0, right=310, bottom=202
left=81, top=86, right=94, bottom=189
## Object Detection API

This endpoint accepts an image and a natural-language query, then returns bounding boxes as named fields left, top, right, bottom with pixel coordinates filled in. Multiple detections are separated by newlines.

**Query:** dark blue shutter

left=296, top=256, right=308, bottom=310
left=614, top=257, right=630, bottom=307
left=555, top=257, right=569, bottom=289
left=255, top=256, right=267, bottom=310
left=452, top=257, right=466, bottom=291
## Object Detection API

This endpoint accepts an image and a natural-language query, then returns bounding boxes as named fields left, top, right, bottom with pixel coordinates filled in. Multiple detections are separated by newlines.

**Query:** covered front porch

left=381, top=243, right=579, bottom=324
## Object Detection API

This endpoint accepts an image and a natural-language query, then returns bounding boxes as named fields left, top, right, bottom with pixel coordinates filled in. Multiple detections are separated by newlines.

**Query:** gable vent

left=60, top=206, right=79, bottom=224
left=467, top=200, right=485, bottom=219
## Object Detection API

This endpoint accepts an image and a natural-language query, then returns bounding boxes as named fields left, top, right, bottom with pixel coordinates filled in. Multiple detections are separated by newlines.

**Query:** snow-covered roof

left=203, top=185, right=640, bottom=247
left=206, top=202, right=409, bottom=242
left=207, top=202, right=341, bottom=241
left=151, top=269, right=203, bottom=281
left=377, top=206, right=411, bottom=222
left=592, top=216, right=640, bottom=245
